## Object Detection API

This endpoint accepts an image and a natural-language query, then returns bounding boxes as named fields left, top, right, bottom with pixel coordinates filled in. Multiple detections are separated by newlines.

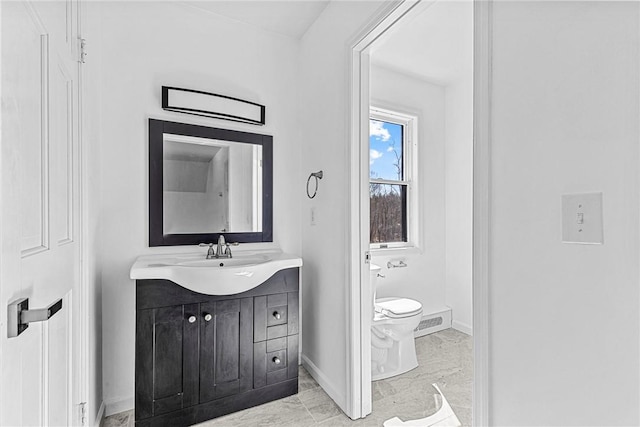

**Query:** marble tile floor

left=103, top=328, right=472, bottom=427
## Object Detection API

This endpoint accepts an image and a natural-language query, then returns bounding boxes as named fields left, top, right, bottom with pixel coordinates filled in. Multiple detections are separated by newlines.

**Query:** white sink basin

left=130, top=250, right=302, bottom=295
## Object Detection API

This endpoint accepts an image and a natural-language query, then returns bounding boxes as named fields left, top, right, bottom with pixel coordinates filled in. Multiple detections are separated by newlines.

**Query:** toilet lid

left=375, top=297, right=422, bottom=318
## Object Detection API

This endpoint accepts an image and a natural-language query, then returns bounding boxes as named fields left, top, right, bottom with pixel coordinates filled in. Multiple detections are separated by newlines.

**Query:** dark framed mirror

left=149, top=119, right=273, bottom=246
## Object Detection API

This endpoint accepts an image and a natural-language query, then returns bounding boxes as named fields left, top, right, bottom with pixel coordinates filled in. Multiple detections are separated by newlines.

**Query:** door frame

left=346, top=0, right=491, bottom=424
left=77, top=0, right=91, bottom=421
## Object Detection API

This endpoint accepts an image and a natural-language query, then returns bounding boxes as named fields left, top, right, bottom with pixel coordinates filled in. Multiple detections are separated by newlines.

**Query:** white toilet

left=370, top=263, right=423, bottom=381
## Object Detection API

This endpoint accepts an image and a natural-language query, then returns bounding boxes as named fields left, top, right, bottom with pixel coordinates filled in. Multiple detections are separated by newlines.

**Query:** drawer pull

left=188, top=315, right=197, bottom=323
left=273, top=311, right=281, bottom=320
left=272, top=356, right=281, bottom=365
left=204, top=313, right=213, bottom=322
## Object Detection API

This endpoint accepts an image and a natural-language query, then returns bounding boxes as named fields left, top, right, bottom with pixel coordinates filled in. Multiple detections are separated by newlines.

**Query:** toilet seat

left=375, top=297, right=422, bottom=319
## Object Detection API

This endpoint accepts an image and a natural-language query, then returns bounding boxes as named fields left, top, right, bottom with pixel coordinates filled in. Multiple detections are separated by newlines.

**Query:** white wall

left=96, top=1, right=301, bottom=413
left=297, top=0, right=385, bottom=413
left=490, top=2, right=639, bottom=424
left=444, top=15, right=473, bottom=335
left=369, top=65, right=448, bottom=315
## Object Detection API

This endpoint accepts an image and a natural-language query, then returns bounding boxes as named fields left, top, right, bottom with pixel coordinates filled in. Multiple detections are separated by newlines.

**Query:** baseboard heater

left=414, top=308, right=452, bottom=338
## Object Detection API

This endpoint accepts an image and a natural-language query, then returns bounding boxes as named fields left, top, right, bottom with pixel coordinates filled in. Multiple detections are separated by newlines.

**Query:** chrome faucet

left=216, top=235, right=232, bottom=259
left=216, top=235, right=226, bottom=258
left=199, top=236, right=232, bottom=259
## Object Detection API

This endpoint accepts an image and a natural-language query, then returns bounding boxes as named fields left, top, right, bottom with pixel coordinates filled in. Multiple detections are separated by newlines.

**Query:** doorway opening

left=348, top=0, right=489, bottom=424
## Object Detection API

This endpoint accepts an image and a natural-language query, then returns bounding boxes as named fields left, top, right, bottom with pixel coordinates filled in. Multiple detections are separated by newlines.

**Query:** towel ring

left=306, top=171, right=323, bottom=199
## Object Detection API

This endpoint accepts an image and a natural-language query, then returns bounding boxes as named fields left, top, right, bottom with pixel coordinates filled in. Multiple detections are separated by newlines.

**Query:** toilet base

left=371, top=333, right=419, bottom=381
left=372, top=359, right=418, bottom=381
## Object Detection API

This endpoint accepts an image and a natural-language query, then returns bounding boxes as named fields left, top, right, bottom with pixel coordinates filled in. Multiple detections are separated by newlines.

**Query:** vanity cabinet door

left=199, top=297, right=253, bottom=403
left=135, top=304, right=199, bottom=420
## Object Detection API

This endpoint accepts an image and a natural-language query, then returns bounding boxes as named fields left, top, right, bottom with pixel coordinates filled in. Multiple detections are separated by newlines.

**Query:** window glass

left=370, top=114, right=410, bottom=247
left=369, top=120, right=403, bottom=181
left=369, top=183, right=407, bottom=243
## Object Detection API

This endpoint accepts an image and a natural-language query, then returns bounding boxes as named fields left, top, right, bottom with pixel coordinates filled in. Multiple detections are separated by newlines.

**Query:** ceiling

left=371, top=0, right=473, bottom=84
left=183, top=0, right=330, bottom=39
left=178, top=0, right=471, bottom=83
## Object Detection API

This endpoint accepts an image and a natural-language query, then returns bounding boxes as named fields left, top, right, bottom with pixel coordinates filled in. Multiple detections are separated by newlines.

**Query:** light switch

left=561, top=192, right=603, bottom=244
left=310, top=207, right=316, bottom=226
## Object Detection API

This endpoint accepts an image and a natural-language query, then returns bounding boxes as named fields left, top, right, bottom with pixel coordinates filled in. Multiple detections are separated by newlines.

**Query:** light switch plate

left=561, top=192, right=603, bottom=244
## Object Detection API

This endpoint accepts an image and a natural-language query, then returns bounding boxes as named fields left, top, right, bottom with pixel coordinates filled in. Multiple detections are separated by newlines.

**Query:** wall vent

left=414, top=308, right=452, bottom=338
left=416, top=316, right=443, bottom=331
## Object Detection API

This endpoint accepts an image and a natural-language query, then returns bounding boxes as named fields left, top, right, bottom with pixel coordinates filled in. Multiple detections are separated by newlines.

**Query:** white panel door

left=1, top=0, right=83, bottom=425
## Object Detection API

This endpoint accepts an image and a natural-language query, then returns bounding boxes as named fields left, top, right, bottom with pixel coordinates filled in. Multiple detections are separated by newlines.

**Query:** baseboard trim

left=452, top=320, right=473, bottom=336
left=301, top=354, right=346, bottom=414
left=104, top=396, right=134, bottom=417
left=95, top=401, right=105, bottom=427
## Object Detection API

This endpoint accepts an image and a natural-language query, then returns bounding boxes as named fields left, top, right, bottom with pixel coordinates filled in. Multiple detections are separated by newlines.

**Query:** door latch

left=7, top=298, right=63, bottom=338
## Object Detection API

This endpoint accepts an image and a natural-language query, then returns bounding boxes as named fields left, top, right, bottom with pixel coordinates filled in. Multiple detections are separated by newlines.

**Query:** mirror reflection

left=149, top=119, right=272, bottom=246
left=163, top=134, right=263, bottom=234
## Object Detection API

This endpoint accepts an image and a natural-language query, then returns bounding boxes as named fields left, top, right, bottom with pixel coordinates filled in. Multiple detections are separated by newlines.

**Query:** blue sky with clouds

left=369, top=119, right=403, bottom=180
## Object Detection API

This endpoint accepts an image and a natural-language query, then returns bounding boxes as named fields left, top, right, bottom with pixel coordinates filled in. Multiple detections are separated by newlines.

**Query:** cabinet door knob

left=188, top=315, right=197, bottom=323
left=204, top=313, right=213, bottom=322
left=272, top=356, right=281, bottom=365
left=273, top=311, right=281, bottom=320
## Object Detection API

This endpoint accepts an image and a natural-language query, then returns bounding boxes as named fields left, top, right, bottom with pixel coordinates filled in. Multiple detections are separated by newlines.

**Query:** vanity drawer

left=253, top=335, right=298, bottom=389
left=266, top=294, right=287, bottom=330
left=254, top=292, right=298, bottom=342
left=266, top=349, right=287, bottom=373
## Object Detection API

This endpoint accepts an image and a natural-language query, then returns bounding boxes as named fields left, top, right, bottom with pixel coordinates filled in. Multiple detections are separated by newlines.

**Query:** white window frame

left=369, top=107, right=419, bottom=250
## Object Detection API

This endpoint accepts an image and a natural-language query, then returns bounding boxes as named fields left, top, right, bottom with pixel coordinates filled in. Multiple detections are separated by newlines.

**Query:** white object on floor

left=382, top=384, right=461, bottom=427
left=370, top=264, right=424, bottom=381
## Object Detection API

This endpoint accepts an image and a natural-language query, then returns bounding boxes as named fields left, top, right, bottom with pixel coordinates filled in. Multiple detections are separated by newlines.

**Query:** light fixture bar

left=162, top=86, right=265, bottom=125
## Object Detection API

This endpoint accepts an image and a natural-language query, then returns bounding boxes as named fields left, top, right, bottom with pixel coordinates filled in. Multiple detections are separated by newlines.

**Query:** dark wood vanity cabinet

left=135, top=268, right=299, bottom=426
